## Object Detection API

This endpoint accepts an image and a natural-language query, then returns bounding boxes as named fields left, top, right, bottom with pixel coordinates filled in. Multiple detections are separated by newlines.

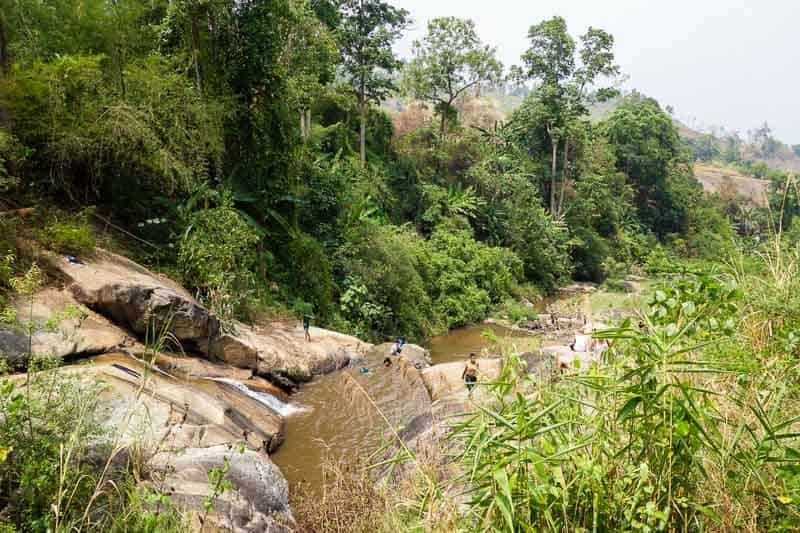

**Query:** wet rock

left=519, top=319, right=542, bottom=330
left=0, top=328, right=27, bottom=368
left=558, top=282, right=597, bottom=295
left=260, top=373, right=298, bottom=395
left=374, top=342, right=431, bottom=368
left=622, top=279, right=641, bottom=293
left=152, top=352, right=290, bottom=406
left=520, top=351, right=555, bottom=379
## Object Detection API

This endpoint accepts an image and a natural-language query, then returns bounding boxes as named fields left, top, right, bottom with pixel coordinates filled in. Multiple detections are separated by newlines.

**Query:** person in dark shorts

left=462, top=353, right=479, bottom=396
left=383, top=357, right=392, bottom=368
left=303, top=313, right=313, bottom=342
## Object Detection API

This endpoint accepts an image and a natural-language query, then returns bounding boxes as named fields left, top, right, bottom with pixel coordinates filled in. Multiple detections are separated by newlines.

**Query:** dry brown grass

left=292, top=455, right=389, bottom=533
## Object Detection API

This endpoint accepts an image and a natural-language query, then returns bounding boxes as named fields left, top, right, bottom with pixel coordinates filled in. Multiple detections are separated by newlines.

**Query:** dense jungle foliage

left=0, top=0, right=741, bottom=343
left=3, top=2, right=800, bottom=532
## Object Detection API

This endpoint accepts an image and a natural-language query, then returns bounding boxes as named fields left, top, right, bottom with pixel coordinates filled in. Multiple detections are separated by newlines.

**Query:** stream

left=270, top=323, right=540, bottom=490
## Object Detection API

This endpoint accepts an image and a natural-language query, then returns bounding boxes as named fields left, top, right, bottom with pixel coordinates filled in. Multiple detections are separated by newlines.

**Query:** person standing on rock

left=303, top=313, right=313, bottom=342
left=462, top=353, right=480, bottom=396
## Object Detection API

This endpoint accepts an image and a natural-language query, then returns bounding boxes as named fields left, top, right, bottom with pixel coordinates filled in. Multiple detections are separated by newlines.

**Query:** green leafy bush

left=336, top=223, right=432, bottom=339
left=278, top=232, right=335, bottom=320
left=179, top=194, right=259, bottom=320
left=426, top=228, right=522, bottom=329
left=496, top=299, right=538, bottom=324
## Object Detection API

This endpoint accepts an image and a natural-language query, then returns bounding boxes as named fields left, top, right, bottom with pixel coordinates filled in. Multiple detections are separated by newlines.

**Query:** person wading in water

left=462, top=353, right=480, bottom=397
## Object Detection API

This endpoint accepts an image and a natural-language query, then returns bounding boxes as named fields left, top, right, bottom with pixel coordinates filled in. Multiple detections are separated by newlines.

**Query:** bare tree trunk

left=550, top=137, right=558, bottom=215
left=557, top=139, right=569, bottom=218
left=190, top=10, right=202, bottom=94
left=359, top=99, right=366, bottom=168
left=305, top=109, right=311, bottom=137
left=0, top=13, right=9, bottom=76
left=300, top=111, right=306, bottom=140
left=439, top=110, right=446, bottom=138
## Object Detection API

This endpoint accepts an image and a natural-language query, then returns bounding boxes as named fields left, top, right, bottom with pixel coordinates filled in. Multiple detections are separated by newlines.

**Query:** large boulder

left=48, top=249, right=371, bottom=380
left=151, top=446, right=293, bottom=532
left=47, top=250, right=219, bottom=353
left=206, top=321, right=371, bottom=383
left=1, top=288, right=129, bottom=367
left=65, top=353, right=285, bottom=453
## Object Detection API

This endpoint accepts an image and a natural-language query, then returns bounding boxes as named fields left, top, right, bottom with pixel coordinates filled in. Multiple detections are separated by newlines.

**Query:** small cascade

left=206, top=377, right=309, bottom=417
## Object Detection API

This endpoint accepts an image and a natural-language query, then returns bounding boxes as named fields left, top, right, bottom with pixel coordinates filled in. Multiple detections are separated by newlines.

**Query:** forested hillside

left=0, top=1, right=739, bottom=342
left=5, top=3, right=800, bottom=532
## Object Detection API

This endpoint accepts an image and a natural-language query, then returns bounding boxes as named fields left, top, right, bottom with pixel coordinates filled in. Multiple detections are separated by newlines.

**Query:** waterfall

left=206, top=377, right=309, bottom=417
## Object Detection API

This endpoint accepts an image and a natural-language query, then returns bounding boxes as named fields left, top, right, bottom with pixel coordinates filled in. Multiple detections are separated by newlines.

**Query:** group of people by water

left=301, top=313, right=607, bottom=394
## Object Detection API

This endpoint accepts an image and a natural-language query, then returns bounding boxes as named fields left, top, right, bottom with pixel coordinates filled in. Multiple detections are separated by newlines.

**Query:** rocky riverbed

left=0, top=248, right=621, bottom=531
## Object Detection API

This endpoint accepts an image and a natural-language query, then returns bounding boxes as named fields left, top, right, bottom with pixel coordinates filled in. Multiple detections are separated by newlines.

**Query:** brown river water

left=270, top=323, right=541, bottom=490
left=270, top=346, right=431, bottom=488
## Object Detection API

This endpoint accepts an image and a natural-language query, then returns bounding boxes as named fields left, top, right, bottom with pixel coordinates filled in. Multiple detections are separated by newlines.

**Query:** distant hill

left=693, top=162, right=769, bottom=207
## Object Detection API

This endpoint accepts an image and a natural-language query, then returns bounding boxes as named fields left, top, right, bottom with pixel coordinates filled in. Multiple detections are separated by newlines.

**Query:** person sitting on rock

left=390, top=337, right=405, bottom=356
left=462, top=353, right=480, bottom=397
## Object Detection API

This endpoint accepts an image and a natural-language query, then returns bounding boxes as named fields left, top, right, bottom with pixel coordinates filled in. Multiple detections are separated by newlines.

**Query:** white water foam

left=206, top=377, right=309, bottom=417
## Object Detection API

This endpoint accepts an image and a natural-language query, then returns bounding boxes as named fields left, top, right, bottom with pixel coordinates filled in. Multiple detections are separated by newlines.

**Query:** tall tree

left=519, top=16, right=619, bottom=217
left=605, top=95, right=698, bottom=235
left=282, top=4, right=336, bottom=140
left=403, top=17, right=502, bottom=136
left=337, top=0, right=408, bottom=168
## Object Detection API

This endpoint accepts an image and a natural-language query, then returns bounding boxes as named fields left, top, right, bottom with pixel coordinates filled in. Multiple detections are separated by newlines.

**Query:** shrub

left=496, top=299, right=538, bottom=324
left=426, top=228, right=523, bottom=329
left=178, top=194, right=259, bottom=320
left=39, top=211, right=96, bottom=256
left=336, top=223, right=432, bottom=339
left=278, top=232, right=335, bottom=320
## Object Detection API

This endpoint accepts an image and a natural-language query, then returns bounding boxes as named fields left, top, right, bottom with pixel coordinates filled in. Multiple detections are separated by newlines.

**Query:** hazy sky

left=393, top=0, right=800, bottom=144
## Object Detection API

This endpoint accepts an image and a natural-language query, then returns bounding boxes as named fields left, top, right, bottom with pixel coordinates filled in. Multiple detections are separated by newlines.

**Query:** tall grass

left=432, top=266, right=800, bottom=532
